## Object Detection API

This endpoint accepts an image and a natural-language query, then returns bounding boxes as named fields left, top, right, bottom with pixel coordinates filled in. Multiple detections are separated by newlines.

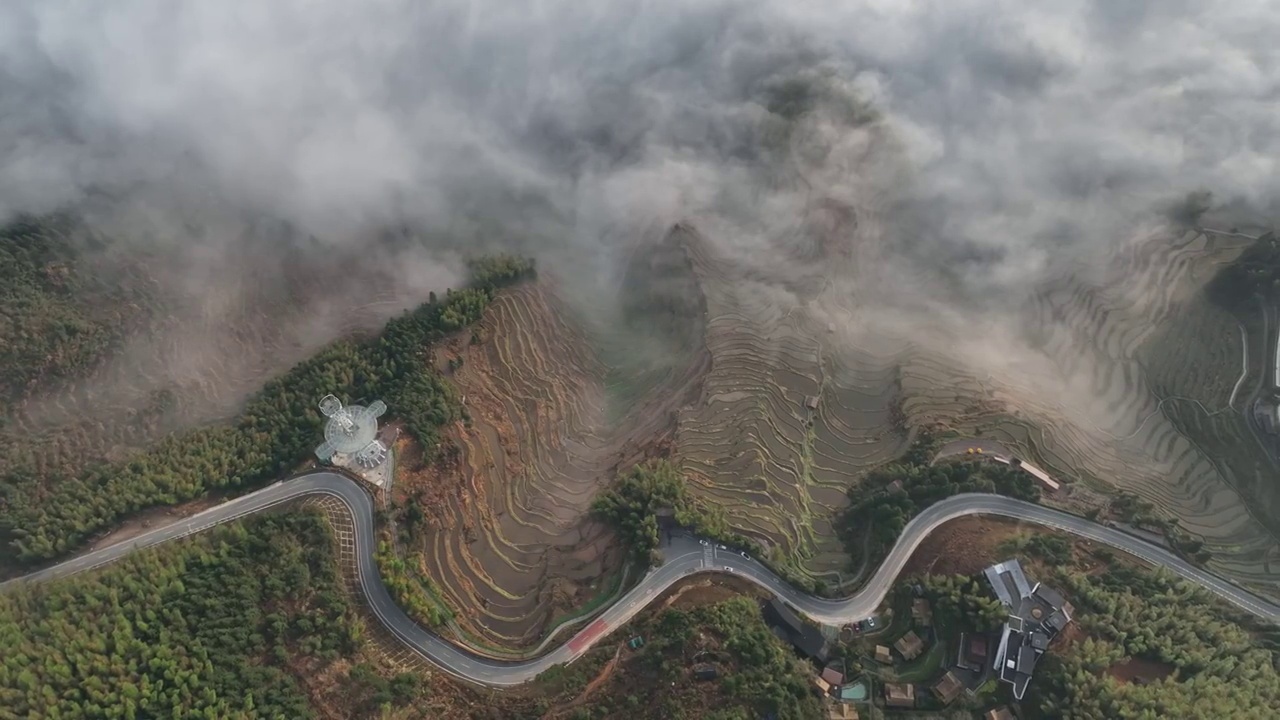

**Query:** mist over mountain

left=2, top=0, right=1278, bottom=405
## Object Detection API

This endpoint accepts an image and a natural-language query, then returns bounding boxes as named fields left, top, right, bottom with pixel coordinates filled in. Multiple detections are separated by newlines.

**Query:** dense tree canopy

left=0, top=256, right=535, bottom=562
left=0, top=513, right=361, bottom=719
left=629, top=597, right=822, bottom=720
left=0, top=216, right=146, bottom=401
left=592, top=461, right=757, bottom=565
left=1031, top=567, right=1280, bottom=719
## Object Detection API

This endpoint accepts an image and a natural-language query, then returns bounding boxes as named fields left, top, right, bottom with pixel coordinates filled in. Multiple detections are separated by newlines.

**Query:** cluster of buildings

left=984, top=559, right=1074, bottom=699
left=868, top=559, right=1072, bottom=714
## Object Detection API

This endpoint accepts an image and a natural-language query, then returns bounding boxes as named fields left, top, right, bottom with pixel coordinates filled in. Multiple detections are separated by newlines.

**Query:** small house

left=875, top=645, right=893, bottom=664
left=828, top=705, right=859, bottom=720
left=884, top=683, right=916, bottom=708
left=821, top=667, right=844, bottom=687
left=933, top=671, right=963, bottom=705
left=894, top=630, right=924, bottom=661
left=985, top=707, right=1016, bottom=720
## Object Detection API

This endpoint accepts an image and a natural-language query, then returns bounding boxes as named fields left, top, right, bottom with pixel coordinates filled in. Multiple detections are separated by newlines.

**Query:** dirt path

left=539, top=645, right=623, bottom=720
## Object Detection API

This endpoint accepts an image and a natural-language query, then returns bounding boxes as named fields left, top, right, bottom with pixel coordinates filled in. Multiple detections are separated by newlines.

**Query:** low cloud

left=2, top=0, right=1278, bottom=405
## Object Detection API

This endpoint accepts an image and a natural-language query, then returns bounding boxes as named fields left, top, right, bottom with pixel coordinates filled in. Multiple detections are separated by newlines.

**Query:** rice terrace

left=4, top=2, right=1280, bottom=719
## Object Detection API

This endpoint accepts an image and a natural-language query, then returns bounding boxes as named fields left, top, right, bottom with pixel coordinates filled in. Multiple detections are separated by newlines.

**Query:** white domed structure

left=315, top=394, right=388, bottom=466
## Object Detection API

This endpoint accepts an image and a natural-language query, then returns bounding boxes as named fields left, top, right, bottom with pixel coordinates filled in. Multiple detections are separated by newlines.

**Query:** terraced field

left=404, top=255, right=708, bottom=648
left=898, top=229, right=1280, bottom=595
left=674, top=227, right=911, bottom=588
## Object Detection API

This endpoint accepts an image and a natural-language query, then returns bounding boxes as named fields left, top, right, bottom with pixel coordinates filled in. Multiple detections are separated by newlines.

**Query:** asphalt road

left=3, top=471, right=1277, bottom=687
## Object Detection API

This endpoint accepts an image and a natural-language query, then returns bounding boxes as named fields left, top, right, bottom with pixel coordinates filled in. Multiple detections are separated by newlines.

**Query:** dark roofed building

left=986, top=559, right=1073, bottom=700
left=693, top=663, right=718, bottom=681
left=1034, top=584, right=1066, bottom=610
left=1016, top=645, right=1038, bottom=675
left=957, top=632, right=990, bottom=672
left=763, top=599, right=829, bottom=661
left=912, top=598, right=933, bottom=627
left=1030, top=631, right=1050, bottom=652
left=1045, top=610, right=1069, bottom=634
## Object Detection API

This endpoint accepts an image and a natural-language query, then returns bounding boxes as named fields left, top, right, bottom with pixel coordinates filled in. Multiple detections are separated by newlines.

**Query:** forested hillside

left=0, top=254, right=534, bottom=562
left=1031, top=567, right=1280, bottom=719
left=0, top=217, right=150, bottom=401
left=0, top=512, right=389, bottom=719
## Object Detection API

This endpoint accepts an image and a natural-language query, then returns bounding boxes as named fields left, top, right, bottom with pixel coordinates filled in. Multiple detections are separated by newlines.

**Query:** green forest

left=0, top=217, right=147, bottom=402
left=0, top=512, right=421, bottom=719
left=578, top=596, right=823, bottom=720
left=0, top=254, right=535, bottom=562
left=592, top=460, right=757, bottom=566
left=1031, top=567, right=1280, bottom=719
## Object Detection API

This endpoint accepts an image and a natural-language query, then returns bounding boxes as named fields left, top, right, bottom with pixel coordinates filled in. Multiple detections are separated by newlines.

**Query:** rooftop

left=763, top=599, right=829, bottom=661
left=933, top=671, right=964, bottom=705
left=884, top=683, right=915, bottom=708
left=912, top=598, right=933, bottom=626
left=894, top=631, right=925, bottom=660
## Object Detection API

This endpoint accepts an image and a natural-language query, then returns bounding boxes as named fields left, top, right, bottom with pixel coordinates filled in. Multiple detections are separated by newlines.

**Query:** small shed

left=911, top=598, right=933, bottom=627
left=806, top=395, right=820, bottom=410
left=693, top=663, right=718, bottom=681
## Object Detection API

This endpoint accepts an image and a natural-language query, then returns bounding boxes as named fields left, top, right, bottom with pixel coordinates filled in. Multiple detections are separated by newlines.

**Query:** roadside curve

left=3, top=472, right=1277, bottom=687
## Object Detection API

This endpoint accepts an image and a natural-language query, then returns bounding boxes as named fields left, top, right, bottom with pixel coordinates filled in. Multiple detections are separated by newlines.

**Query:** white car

left=699, top=539, right=709, bottom=546
left=740, top=551, right=749, bottom=559
left=724, top=566, right=735, bottom=572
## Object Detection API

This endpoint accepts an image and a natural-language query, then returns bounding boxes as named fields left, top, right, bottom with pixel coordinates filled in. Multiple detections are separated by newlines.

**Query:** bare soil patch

left=1105, top=656, right=1176, bottom=686
left=86, top=496, right=222, bottom=551
left=903, top=515, right=1026, bottom=577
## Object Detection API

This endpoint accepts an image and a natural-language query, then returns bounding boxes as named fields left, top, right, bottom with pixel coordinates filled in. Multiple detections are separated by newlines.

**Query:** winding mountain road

left=3, top=471, right=1277, bottom=687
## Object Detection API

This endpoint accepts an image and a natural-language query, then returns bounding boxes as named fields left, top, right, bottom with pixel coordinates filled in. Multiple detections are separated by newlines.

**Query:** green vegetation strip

left=0, top=255, right=535, bottom=562
left=0, top=512, right=421, bottom=719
